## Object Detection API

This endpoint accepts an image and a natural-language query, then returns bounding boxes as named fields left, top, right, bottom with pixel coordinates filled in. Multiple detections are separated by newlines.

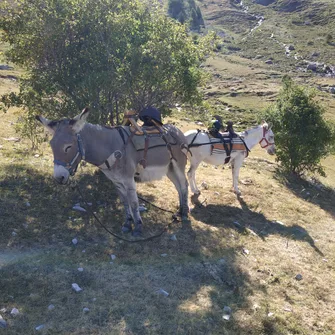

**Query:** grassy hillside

left=1, top=1, right=335, bottom=334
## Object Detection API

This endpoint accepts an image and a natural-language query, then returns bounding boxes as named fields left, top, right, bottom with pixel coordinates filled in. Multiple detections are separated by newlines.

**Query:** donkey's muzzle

left=54, top=165, right=70, bottom=184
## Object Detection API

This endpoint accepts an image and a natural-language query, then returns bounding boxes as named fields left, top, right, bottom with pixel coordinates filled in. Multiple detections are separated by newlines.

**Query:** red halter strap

left=259, top=127, right=274, bottom=148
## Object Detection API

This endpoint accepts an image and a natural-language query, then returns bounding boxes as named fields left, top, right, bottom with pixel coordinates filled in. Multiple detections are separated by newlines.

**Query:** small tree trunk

left=115, top=95, right=120, bottom=125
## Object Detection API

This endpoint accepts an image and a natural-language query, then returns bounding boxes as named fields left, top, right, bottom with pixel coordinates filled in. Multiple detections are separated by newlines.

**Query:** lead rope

left=71, top=181, right=179, bottom=243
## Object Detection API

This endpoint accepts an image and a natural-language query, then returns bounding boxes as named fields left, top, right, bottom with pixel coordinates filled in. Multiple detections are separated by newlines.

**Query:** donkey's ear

left=71, top=107, right=90, bottom=133
left=35, top=115, right=57, bottom=135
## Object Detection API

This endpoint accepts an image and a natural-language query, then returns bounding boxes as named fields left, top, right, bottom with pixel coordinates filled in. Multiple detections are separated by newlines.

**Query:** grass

left=1, top=1, right=335, bottom=333
left=1, top=104, right=335, bottom=333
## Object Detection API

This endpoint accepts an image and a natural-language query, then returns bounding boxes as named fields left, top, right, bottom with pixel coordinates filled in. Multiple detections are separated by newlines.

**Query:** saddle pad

left=123, top=126, right=169, bottom=151
left=211, top=137, right=246, bottom=154
left=129, top=125, right=161, bottom=136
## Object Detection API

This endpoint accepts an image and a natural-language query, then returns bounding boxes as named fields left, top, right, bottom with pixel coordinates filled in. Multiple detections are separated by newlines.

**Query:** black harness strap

left=189, top=129, right=201, bottom=147
left=238, top=135, right=251, bottom=157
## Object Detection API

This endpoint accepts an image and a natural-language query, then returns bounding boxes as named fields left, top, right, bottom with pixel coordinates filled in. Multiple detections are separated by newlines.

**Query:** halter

left=53, top=133, right=85, bottom=176
left=259, top=127, right=275, bottom=148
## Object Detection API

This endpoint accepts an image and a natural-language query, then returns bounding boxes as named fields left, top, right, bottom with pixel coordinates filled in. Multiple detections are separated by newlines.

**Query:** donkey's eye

left=65, top=145, right=72, bottom=153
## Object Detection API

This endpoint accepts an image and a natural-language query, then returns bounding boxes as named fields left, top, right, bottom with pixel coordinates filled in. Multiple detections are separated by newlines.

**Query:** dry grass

left=1, top=104, right=335, bottom=334
left=1, top=10, right=335, bottom=333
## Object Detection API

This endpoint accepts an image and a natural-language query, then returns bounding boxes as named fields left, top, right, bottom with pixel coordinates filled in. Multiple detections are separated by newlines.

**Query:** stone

left=78, top=267, right=84, bottom=272
left=157, top=289, right=169, bottom=297
left=72, top=283, right=82, bottom=292
left=72, top=205, right=86, bottom=212
left=170, top=234, right=177, bottom=241
left=83, top=307, right=90, bottom=313
left=201, top=181, right=209, bottom=190
left=160, top=253, right=168, bottom=257
left=295, top=274, right=303, bottom=281
left=222, top=306, right=232, bottom=321
left=265, top=59, right=273, bottom=64
left=110, top=254, right=116, bottom=260
left=0, top=64, right=14, bottom=70
left=0, top=315, right=7, bottom=329
left=138, top=206, right=147, bottom=212
left=307, top=63, right=317, bottom=72
left=72, top=238, right=78, bottom=245
left=35, top=325, right=45, bottom=331
left=243, top=248, right=250, bottom=255
left=10, top=308, right=19, bottom=316
left=47, top=304, right=55, bottom=311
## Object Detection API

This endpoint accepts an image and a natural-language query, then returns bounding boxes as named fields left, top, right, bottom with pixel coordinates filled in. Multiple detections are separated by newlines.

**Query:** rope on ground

left=73, top=182, right=178, bottom=243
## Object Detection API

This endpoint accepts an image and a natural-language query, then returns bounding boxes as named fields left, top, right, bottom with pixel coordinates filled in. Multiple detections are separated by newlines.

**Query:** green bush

left=261, top=76, right=335, bottom=176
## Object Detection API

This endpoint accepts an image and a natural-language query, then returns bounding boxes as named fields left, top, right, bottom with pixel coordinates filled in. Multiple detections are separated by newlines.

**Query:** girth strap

left=139, top=130, right=149, bottom=168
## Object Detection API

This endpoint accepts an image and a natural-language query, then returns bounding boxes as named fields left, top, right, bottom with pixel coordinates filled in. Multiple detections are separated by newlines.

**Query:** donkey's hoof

left=181, top=215, right=189, bottom=222
left=122, top=226, right=132, bottom=233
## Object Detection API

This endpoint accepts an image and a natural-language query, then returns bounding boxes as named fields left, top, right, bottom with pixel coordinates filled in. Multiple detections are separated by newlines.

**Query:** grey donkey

left=36, top=108, right=189, bottom=236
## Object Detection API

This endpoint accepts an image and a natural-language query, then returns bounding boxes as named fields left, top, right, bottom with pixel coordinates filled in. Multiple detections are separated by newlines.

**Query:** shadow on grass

left=274, top=170, right=335, bottom=219
left=0, top=163, right=185, bottom=249
left=0, top=164, right=284, bottom=334
left=191, top=193, right=324, bottom=256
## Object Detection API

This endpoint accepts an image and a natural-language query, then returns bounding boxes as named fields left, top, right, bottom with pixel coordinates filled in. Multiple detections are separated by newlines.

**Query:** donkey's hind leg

left=112, top=181, right=133, bottom=233
left=167, top=160, right=189, bottom=220
left=187, top=159, right=202, bottom=195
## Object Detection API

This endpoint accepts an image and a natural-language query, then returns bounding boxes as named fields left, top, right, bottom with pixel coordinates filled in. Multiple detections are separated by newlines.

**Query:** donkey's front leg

left=113, top=182, right=133, bottom=233
left=231, top=155, right=243, bottom=195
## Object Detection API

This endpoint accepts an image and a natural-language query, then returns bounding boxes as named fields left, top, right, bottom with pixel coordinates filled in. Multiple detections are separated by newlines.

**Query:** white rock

left=72, top=205, right=86, bottom=212
left=10, top=308, right=19, bottom=316
left=83, top=307, right=90, bottom=313
left=47, top=304, right=55, bottom=311
left=274, top=220, right=286, bottom=226
left=157, top=289, right=169, bottom=297
left=12, top=231, right=17, bottom=236
left=222, top=314, right=230, bottom=321
left=110, top=254, right=116, bottom=260
left=160, top=253, right=168, bottom=257
left=72, top=238, right=78, bottom=245
left=0, top=318, right=7, bottom=328
left=138, top=206, right=147, bottom=212
left=35, top=325, right=45, bottom=331
left=267, top=312, right=274, bottom=317
left=78, top=267, right=84, bottom=272
left=243, top=248, right=250, bottom=255
left=26, top=202, right=31, bottom=207
left=34, top=154, right=40, bottom=158
left=170, top=234, right=177, bottom=241
left=72, top=283, right=82, bottom=292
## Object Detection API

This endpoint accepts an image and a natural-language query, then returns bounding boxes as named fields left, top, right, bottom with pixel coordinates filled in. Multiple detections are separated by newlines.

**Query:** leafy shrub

left=261, top=76, right=335, bottom=176
left=0, top=0, right=216, bottom=145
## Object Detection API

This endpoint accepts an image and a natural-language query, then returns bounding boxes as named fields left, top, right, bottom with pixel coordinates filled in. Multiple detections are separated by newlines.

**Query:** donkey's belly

left=135, top=165, right=169, bottom=182
left=204, top=153, right=228, bottom=165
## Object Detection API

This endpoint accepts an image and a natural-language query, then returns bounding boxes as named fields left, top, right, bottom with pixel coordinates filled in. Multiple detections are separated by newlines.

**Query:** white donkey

left=184, top=122, right=275, bottom=195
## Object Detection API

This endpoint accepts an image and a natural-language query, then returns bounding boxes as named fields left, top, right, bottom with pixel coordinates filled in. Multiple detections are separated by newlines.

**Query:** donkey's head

left=260, top=122, right=275, bottom=155
left=36, top=108, right=90, bottom=184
